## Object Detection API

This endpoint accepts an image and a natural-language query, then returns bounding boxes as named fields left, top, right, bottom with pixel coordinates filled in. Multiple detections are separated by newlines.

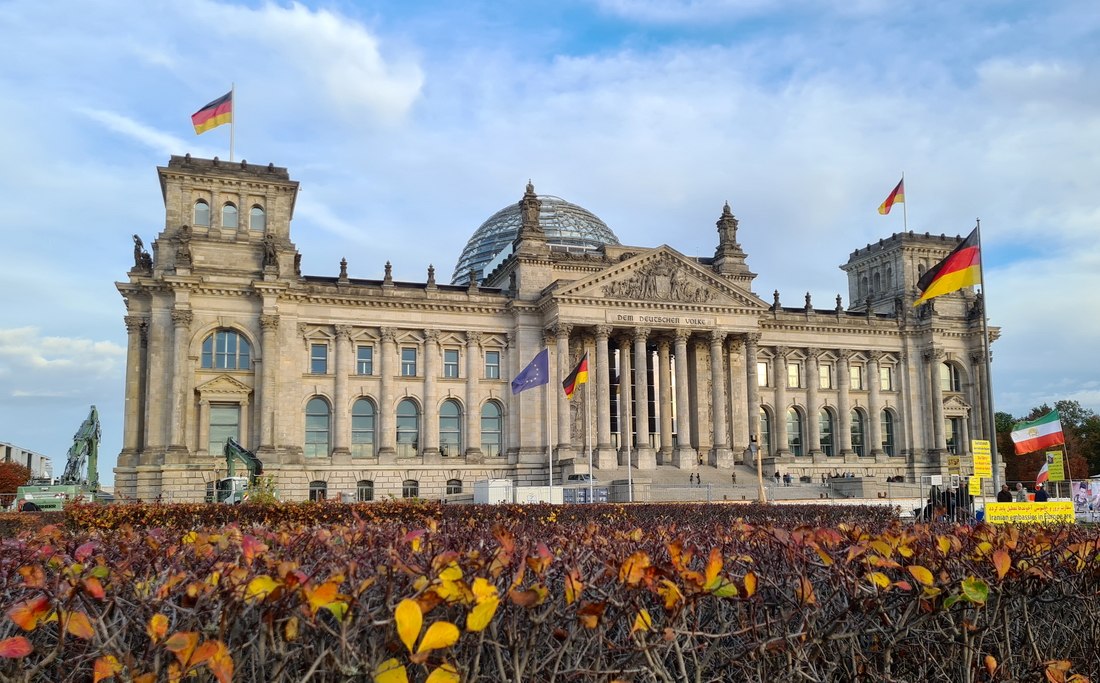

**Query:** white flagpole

left=547, top=368, right=554, bottom=504
left=229, top=82, right=235, bottom=162
left=586, top=366, right=593, bottom=503
left=974, top=219, right=1001, bottom=489
left=901, top=171, right=907, bottom=232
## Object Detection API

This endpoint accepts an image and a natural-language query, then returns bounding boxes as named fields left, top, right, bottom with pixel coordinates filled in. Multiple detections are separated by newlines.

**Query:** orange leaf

left=163, top=631, right=200, bottom=667
left=395, top=599, right=422, bottom=653
left=564, top=569, right=584, bottom=605
left=577, top=601, right=606, bottom=629
left=202, top=640, right=233, bottom=683
left=82, top=577, right=106, bottom=600
left=704, top=547, right=723, bottom=587
left=743, top=571, right=757, bottom=598
left=18, top=565, right=46, bottom=588
left=992, top=550, right=1011, bottom=580
left=0, top=636, right=32, bottom=659
left=305, top=580, right=340, bottom=615
left=132, top=675, right=156, bottom=683
left=796, top=576, right=816, bottom=605
left=65, top=610, right=96, bottom=640
left=94, top=654, right=122, bottom=682
left=618, top=551, right=651, bottom=586
left=7, top=595, right=51, bottom=631
left=147, top=614, right=169, bottom=644
left=284, top=616, right=299, bottom=642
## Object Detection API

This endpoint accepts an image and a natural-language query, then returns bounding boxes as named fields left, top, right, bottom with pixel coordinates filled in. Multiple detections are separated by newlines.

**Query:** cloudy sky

left=1, top=0, right=1098, bottom=484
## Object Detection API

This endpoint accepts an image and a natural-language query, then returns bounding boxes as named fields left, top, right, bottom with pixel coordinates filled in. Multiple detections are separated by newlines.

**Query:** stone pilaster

left=868, top=351, right=883, bottom=457
left=657, top=337, right=673, bottom=464
left=378, top=328, right=397, bottom=460
left=672, top=329, right=696, bottom=468
left=709, top=330, right=733, bottom=467
left=166, top=308, right=192, bottom=463
left=465, top=331, right=483, bottom=461
left=633, top=328, right=656, bottom=470
left=594, top=326, right=617, bottom=469
left=331, top=325, right=352, bottom=462
left=837, top=350, right=853, bottom=456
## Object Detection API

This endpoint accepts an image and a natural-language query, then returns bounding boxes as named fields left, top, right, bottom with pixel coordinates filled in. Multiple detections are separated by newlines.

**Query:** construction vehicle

left=16, top=406, right=100, bottom=511
left=215, top=438, right=265, bottom=503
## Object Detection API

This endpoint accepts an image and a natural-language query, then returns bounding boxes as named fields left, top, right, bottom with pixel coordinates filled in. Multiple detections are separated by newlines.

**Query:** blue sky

left=2, top=0, right=1098, bottom=484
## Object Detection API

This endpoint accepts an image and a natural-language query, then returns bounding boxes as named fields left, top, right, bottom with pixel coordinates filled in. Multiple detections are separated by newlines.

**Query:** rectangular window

left=443, top=348, right=460, bottom=378
left=401, top=347, right=417, bottom=377
left=208, top=404, right=240, bottom=455
left=310, top=343, right=328, bottom=374
left=756, top=361, right=769, bottom=387
left=849, top=365, right=864, bottom=390
left=787, top=362, right=801, bottom=388
left=819, top=363, right=833, bottom=389
left=356, top=345, right=373, bottom=375
left=485, top=350, right=501, bottom=379
left=879, top=365, right=894, bottom=391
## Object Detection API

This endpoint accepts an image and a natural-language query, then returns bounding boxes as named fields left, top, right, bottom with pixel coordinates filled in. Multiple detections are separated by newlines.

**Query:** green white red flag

left=1011, top=410, right=1064, bottom=455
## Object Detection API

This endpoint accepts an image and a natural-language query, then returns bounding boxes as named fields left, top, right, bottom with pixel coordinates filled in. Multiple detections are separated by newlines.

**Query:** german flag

left=191, top=91, right=232, bottom=134
left=562, top=352, right=589, bottom=399
left=914, top=228, right=981, bottom=306
left=878, top=178, right=905, bottom=215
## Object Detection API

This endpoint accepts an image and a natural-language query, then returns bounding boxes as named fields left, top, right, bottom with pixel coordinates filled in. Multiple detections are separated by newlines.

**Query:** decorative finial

left=772, top=289, right=780, bottom=310
left=467, top=268, right=478, bottom=292
left=519, top=181, right=543, bottom=235
left=339, top=257, right=348, bottom=280
left=383, top=261, right=393, bottom=284
left=427, top=264, right=436, bottom=286
left=835, top=294, right=843, bottom=312
left=804, top=292, right=812, bottom=310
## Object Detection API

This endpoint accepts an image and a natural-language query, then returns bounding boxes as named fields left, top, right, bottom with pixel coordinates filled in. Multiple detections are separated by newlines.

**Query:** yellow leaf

left=324, top=601, right=349, bottom=622
left=245, top=575, right=280, bottom=603
left=937, top=535, right=952, bottom=556
left=426, top=663, right=460, bottom=683
left=704, top=547, right=723, bottom=587
left=907, top=565, right=934, bottom=587
left=466, top=596, right=498, bottom=632
left=897, top=545, right=914, bottom=558
left=147, top=614, right=169, bottom=644
left=975, top=541, right=993, bottom=557
left=305, top=581, right=340, bottom=615
left=657, top=579, right=683, bottom=610
left=631, top=609, right=652, bottom=634
left=472, top=577, right=498, bottom=602
left=796, top=576, right=816, bottom=605
left=284, top=616, right=299, bottom=642
left=868, top=572, right=890, bottom=589
left=374, top=658, right=409, bottom=683
left=438, top=563, right=463, bottom=583
left=619, top=551, right=651, bottom=586
left=992, top=550, right=1011, bottom=580
left=743, top=571, right=757, bottom=598
left=395, top=599, right=422, bottom=653
left=93, top=655, right=122, bottom=682
left=417, top=621, right=460, bottom=654
left=65, top=611, right=96, bottom=640
left=564, top=570, right=583, bottom=605
left=182, top=531, right=198, bottom=545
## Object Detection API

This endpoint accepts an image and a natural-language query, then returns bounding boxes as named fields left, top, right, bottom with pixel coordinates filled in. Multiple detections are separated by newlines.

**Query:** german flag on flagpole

left=191, top=91, right=233, bottom=134
left=562, top=352, right=589, bottom=399
left=913, top=228, right=981, bottom=306
left=878, top=178, right=905, bottom=215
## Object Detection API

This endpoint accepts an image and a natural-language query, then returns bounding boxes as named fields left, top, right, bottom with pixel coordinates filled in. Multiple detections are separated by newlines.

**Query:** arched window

left=940, top=363, right=962, bottom=392
left=851, top=409, right=866, bottom=456
left=886, top=267, right=893, bottom=289
left=873, top=271, right=881, bottom=294
left=305, top=397, right=330, bottom=458
left=759, top=407, right=772, bottom=456
left=249, top=206, right=265, bottom=232
left=351, top=398, right=376, bottom=458
left=481, top=401, right=503, bottom=458
left=786, top=408, right=803, bottom=456
left=439, top=399, right=462, bottom=456
left=396, top=399, right=420, bottom=458
left=819, top=408, right=835, bottom=456
left=357, top=480, right=374, bottom=502
left=881, top=409, right=896, bottom=456
left=308, top=480, right=327, bottom=501
left=201, top=329, right=252, bottom=370
left=402, top=479, right=419, bottom=499
left=194, top=200, right=210, bottom=226
left=222, top=202, right=238, bottom=229
left=446, top=479, right=462, bottom=495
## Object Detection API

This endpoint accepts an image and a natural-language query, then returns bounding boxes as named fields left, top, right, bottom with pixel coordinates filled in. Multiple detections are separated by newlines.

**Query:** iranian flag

left=1011, top=410, right=1065, bottom=455
left=1036, top=460, right=1050, bottom=485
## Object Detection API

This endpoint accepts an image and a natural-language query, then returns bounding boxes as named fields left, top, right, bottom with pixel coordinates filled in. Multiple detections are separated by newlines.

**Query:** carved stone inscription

left=606, top=311, right=714, bottom=327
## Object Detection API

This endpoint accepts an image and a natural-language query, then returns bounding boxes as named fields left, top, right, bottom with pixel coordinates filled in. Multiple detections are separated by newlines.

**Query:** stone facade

left=115, top=155, right=996, bottom=502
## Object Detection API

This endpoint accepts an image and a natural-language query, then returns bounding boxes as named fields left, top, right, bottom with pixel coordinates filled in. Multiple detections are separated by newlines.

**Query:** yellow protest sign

left=971, top=439, right=990, bottom=454
left=1046, top=451, right=1065, bottom=482
left=973, top=453, right=992, bottom=478
left=968, top=476, right=982, bottom=496
left=985, top=501, right=1074, bottom=525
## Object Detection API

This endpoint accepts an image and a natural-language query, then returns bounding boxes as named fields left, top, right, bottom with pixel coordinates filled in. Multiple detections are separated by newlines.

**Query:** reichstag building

left=114, top=155, right=992, bottom=501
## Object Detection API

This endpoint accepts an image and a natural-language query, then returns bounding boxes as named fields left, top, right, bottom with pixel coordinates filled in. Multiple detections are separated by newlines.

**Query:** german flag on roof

left=191, top=91, right=232, bottom=135
left=914, top=228, right=981, bottom=306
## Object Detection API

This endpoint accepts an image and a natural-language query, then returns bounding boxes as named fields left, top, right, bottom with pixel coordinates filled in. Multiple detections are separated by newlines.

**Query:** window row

left=310, top=343, right=501, bottom=380
left=758, top=406, right=897, bottom=457
left=757, top=360, right=896, bottom=390
left=193, top=200, right=265, bottom=231
left=306, top=397, right=504, bottom=458
left=304, top=478, right=463, bottom=502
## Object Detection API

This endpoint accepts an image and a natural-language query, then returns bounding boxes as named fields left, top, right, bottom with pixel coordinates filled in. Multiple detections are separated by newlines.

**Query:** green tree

left=0, top=462, right=32, bottom=507
left=1000, top=401, right=1098, bottom=484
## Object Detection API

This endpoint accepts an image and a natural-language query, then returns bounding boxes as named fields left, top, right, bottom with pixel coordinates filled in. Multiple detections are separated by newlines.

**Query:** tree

left=0, top=462, right=32, bottom=507
left=999, top=401, right=1099, bottom=484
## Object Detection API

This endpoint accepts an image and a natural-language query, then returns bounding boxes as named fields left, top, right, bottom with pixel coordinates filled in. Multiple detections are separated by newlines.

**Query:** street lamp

left=750, top=435, right=767, bottom=504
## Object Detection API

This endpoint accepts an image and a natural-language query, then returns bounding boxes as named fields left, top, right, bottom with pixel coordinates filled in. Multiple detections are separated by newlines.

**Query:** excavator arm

left=223, top=438, right=264, bottom=482
left=60, top=406, right=100, bottom=491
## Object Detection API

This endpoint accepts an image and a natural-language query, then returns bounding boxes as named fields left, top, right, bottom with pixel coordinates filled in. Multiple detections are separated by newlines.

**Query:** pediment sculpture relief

left=601, top=259, right=713, bottom=303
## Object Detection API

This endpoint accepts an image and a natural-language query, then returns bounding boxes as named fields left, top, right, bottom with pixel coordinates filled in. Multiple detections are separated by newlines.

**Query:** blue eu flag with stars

left=511, top=348, right=549, bottom=395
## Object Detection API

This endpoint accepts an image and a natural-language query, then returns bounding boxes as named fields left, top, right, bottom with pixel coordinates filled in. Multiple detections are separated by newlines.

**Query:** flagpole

left=975, top=219, right=1002, bottom=489
left=586, top=373, right=593, bottom=503
left=547, top=370, right=554, bottom=504
left=229, top=82, right=235, bottom=162
left=901, top=171, right=908, bottom=232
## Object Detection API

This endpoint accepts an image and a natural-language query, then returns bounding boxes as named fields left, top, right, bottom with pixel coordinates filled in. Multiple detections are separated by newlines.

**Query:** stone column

left=672, top=329, right=696, bottom=468
left=744, top=333, right=761, bottom=455
left=595, top=326, right=617, bottom=469
left=259, top=314, right=279, bottom=454
left=868, top=351, right=884, bottom=457
left=657, top=338, right=673, bottom=464
left=422, top=330, right=440, bottom=457
left=837, top=350, right=853, bottom=456
left=197, top=399, right=210, bottom=456
left=928, top=348, right=946, bottom=454
left=465, top=331, right=483, bottom=460
left=633, top=328, right=656, bottom=469
left=773, top=347, right=789, bottom=456
left=120, top=315, right=147, bottom=467
left=553, top=324, right=574, bottom=459
left=378, top=328, right=397, bottom=459
left=709, top=330, right=732, bottom=467
left=806, top=348, right=822, bottom=457
left=332, top=324, right=352, bottom=461
left=617, top=336, right=632, bottom=466
left=506, top=332, right=518, bottom=463
left=167, top=307, right=192, bottom=460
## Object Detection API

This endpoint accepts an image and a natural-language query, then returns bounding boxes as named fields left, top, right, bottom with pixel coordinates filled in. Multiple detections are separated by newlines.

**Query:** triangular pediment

left=195, top=374, right=253, bottom=398
left=554, top=246, right=767, bottom=310
left=943, top=394, right=971, bottom=415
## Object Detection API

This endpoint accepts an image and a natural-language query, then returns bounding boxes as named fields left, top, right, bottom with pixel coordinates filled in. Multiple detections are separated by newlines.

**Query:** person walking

left=997, top=484, right=1013, bottom=503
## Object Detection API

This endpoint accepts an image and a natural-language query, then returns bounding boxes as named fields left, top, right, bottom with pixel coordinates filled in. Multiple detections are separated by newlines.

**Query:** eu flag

left=511, top=348, right=549, bottom=395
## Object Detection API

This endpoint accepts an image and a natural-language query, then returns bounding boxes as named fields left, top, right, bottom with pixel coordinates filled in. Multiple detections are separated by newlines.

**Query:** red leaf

left=83, top=577, right=106, bottom=600
left=8, top=595, right=51, bottom=631
left=0, top=636, right=32, bottom=658
left=75, top=542, right=97, bottom=562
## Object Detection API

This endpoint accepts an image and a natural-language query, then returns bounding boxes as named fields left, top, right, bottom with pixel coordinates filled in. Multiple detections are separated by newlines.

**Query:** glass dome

left=451, top=195, right=621, bottom=285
